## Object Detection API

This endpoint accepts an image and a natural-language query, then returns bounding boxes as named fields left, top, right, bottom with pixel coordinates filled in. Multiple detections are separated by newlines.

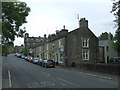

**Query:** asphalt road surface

left=2, top=54, right=119, bottom=88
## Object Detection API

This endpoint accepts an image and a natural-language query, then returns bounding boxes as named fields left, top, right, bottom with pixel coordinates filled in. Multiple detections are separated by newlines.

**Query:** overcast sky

left=14, top=0, right=116, bottom=46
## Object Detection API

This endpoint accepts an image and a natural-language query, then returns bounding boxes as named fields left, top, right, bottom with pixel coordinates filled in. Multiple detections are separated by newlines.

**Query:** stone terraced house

left=25, top=18, right=99, bottom=67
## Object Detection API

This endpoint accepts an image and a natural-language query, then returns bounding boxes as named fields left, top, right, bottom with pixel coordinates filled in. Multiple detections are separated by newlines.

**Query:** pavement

left=56, top=65, right=119, bottom=82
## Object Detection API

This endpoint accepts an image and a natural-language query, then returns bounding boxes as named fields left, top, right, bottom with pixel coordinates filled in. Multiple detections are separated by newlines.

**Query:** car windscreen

left=47, top=60, right=53, bottom=64
left=29, top=57, right=32, bottom=59
left=34, top=59, right=39, bottom=61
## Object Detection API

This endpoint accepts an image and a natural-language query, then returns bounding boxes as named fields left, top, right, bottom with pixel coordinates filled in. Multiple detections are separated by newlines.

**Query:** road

left=2, top=54, right=119, bottom=88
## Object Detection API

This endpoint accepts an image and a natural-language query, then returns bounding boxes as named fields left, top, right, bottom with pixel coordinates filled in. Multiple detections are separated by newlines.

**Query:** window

left=106, top=46, right=109, bottom=52
left=82, top=38, right=89, bottom=47
left=39, top=47, right=42, bottom=51
left=47, top=44, right=49, bottom=50
left=58, top=40, right=61, bottom=48
left=82, top=49, right=90, bottom=60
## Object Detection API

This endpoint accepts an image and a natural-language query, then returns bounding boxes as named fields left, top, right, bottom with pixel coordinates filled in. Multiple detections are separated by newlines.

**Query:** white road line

left=79, top=72, right=113, bottom=80
left=35, top=82, right=41, bottom=87
left=40, top=82, right=46, bottom=86
left=8, top=70, right=12, bottom=88
left=57, top=77, right=80, bottom=87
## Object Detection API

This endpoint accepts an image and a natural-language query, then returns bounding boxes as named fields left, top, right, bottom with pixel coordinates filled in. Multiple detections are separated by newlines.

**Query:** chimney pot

left=79, top=18, right=88, bottom=28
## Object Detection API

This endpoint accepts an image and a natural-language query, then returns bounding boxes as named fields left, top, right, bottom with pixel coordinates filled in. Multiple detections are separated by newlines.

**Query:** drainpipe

left=64, top=36, right=68, bottom=67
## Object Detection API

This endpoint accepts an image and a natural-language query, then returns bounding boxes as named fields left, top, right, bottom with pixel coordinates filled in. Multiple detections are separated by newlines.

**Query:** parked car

left=28, top=57, right=34, bottom=63
left=24, top=56, right=29, bottom=60
left=17, top=54, right=22, bottom=58
left=42, top=60, right=55, bottom=68
left=15, top=53, right=18, bottom=56
left=21, top=55, right=25, bottom=59
left=109, top=57, right=120, bottom=63
left=37, top=59, right=43, bottom=66
left=33, top=58, right=40, bottom=64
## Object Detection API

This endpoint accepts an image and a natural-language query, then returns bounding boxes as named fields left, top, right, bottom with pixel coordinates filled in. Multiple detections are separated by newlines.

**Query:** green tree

left=23, top=48, right=29, bottom=55
left=111, top=0, right=120, bottom=56
left=98, top=32, right=113, bottom=40
left=2, top=2, right=30, bottom=55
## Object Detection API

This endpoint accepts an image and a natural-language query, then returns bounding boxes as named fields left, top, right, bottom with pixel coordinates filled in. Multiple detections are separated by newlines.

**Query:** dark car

left=109, top=57, right=120, bottom=63
left=15, top=53, right=18, bottom=56
left=17, top=54, right=22, bottom=58
left=42, top=60, right=55, bottom=68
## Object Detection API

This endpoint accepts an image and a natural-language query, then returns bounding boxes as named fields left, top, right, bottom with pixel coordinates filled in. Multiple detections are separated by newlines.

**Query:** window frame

left=82, top=49, right=90, bottom=60
left=82, top=38, right=89, bottom=48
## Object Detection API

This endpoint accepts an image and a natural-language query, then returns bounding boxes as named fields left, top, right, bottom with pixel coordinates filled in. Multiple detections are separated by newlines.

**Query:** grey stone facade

left=25, top=18, right=99, bottom=67
left=66, top=18, right=99, bottom=67
left=99, top=40, right=118, bottom=63
left=24, top=36, right=44, bottom=49
left=34, top=28, right=68, bottom=66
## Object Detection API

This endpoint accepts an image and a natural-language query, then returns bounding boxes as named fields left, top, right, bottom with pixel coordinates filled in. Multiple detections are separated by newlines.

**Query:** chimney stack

left=79, top=18, right=88, bottom=28
left=108, top=33, right=113, bottom=40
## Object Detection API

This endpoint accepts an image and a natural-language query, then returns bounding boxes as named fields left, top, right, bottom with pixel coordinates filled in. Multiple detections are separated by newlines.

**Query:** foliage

left=111, top=0, right=120, bottom=56
left=98, top=32, right=113, bottom=40
left=2, top=2, right=30, bottom=44
left=2, top=2, right=30, bottom=56
left=23, top=48, right=29, bottom=55
left=111, top=0, right=120, bottom=29
left=113, top=31, right=120, bottom=56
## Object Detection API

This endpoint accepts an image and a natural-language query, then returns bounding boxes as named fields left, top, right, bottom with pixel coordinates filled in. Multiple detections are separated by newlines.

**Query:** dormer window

left=82, top=38, right=89, bottom=48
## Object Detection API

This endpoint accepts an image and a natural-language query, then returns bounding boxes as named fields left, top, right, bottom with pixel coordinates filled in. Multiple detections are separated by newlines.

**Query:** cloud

left=25, top=14, right=64, bottom=37
left=14, top=37, right=24, bottom=46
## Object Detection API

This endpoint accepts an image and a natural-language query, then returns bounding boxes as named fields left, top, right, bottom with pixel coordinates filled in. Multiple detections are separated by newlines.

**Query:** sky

left=14, top=0, right=116, bottom=46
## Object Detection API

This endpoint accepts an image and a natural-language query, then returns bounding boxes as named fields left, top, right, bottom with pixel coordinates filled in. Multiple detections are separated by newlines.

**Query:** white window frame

left=58, top=40, right=61, bottom=48
left=82, top=38, right=89, bottom=48
left=82, top=49, right=90, bottom=60
left=39, top=47, right=42, bottom=52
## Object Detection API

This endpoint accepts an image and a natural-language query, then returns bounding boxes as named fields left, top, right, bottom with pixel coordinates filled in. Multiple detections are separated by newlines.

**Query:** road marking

left=35, top=82, right=41, bottom=87
left=78, top=72, right=113, bottom=80
left=8, top=71, right=12, bottom=88
left=40, top=82, right=46, bottom=86
left=57, top=77, right=80, bottom=87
